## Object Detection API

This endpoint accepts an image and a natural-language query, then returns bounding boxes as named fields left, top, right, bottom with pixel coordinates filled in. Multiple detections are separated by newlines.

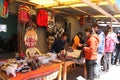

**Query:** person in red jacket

left=83, top=26, right=100, bottom=80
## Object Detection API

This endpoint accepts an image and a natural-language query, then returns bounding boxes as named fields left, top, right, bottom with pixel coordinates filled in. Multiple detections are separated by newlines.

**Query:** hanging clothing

left=0, top=0, right=8, bottom=18
left=53, top=27, right=64, bottom=39
left=37, top=9, right=48, bottom=27
left=18, top=4, right=30, bottom=24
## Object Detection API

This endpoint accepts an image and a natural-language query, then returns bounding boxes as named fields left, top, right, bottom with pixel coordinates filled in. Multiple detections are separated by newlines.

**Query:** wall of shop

left=36, top=27, right=49, bottom=54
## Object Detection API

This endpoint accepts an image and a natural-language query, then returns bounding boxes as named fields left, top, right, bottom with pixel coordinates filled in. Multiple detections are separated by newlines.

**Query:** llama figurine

left=6, top=62, right=18, bottom=77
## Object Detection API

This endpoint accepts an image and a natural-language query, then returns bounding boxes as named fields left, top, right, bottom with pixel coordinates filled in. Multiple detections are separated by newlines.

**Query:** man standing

left=114, top=31, right=120, bottom=65
left=83, top=26, right=100, bottom=80
left=92, top=23, right=105, bottom=79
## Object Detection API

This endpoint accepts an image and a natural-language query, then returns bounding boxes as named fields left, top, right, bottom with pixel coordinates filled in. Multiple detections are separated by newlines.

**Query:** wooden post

left=18, top=23, right=25, bottom=52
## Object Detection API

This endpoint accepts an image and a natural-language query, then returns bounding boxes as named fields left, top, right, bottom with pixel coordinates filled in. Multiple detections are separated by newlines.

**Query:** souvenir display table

left=0, top=60, right=62, bottom=80
left=0, top=50, right=86, bottom=80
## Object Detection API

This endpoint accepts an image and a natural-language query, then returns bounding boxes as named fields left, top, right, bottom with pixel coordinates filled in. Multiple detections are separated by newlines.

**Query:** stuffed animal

left=6, top=62, right=18, bottom=77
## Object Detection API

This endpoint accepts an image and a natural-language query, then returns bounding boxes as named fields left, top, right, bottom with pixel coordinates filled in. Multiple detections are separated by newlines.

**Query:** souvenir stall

left=0, top=2, right=83, bottom=80
left=0, top=0, right=107, bottom=80
left=0, top=2, right=64, bottom=80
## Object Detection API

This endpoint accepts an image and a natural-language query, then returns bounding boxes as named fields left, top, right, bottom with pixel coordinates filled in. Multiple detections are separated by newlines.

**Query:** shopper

left=114, top=31, right=120, bottom=65
left=106, top=26, right=118, bottom=65
left=72, top=32, right=84, bottom=50
left=92, top=23, right=105, bottom=78
left=103, top=26, right=115, bottom=72
left=83, top=26, right=100, bottom=80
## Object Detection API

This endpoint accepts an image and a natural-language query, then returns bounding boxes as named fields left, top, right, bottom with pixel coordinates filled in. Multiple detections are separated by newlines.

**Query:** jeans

left=94, top=54, right=103, bottom=78
left=103, top=52, right=111, bottom=71
left=86, top=59, right=96, bottom=80
left=114, top=47, right=120, bottom=64
left=111, top=52, right=115, bottom=65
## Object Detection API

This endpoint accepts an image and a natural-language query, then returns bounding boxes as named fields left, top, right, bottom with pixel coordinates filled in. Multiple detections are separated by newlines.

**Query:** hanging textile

left=48, top=10, right=55, bottom=28
left=24, top=22, right=37, bottom=48
left=0, top=0, right=8, bottom=18
left=53, top=27, right=64, bottom=39
left=24, top=29, right=37, bottom=48
left=0, top=0, right=4, bottom=16
left=18, top=4, right=30, bottom=24
left=36, top=9, right=48, bottom=27
left=3, top=0, right=8, bottom=17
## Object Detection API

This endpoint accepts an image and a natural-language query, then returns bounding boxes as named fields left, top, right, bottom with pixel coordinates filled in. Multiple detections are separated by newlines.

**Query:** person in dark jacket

left=114, top=31, right=120, bottom=65
left=51, top=32, right=67, bottom=53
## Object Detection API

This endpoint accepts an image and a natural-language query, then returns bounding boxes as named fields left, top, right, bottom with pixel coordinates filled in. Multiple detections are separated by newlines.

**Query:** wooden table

left=0, top=62, right=62, bottom=80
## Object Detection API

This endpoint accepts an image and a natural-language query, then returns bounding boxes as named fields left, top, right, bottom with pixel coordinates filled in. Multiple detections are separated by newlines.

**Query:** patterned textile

left=0, top=0, right=4, bottom=16
left=0, top=0, right=8, bottom=18
left=18, top=4, right=30, bottom=24
left=53, top=27, right=64, bottom=39
left=24, top=29, right=37, bottom=48
left=48, top=11, right=55, bottom=28
left=47, top=34, right=55, bottom=50
left=25, top=37, right=36, bottom=48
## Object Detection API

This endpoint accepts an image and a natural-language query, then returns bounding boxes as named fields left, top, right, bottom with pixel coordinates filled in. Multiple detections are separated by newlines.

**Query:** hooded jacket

left=84, top=34, right=100, bottom=60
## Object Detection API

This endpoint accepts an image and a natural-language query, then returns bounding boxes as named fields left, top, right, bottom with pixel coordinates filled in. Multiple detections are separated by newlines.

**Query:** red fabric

left=3, top=0, right=8, bottom=16
left=18, top=4, right=30, bottom=23
left=37, top=9, right=48, bottom=27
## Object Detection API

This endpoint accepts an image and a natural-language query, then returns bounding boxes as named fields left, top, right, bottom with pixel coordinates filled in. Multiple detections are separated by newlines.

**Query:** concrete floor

left=67, top=64, right=120, bottom=80
left=99, top=65, right=120, bottom=80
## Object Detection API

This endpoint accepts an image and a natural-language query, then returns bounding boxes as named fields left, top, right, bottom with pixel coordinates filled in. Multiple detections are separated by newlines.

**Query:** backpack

left=36, top=9, right=48, bottom=27
left=105, top=37, right=115, bottom=52
left=18, top=4, right=30, bottom=24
